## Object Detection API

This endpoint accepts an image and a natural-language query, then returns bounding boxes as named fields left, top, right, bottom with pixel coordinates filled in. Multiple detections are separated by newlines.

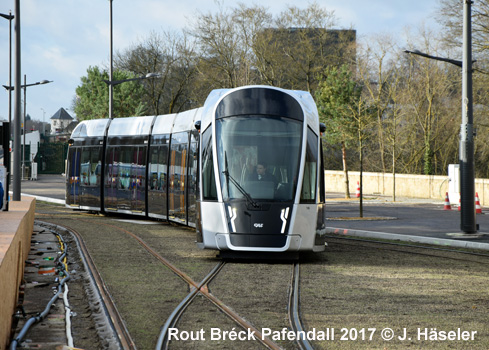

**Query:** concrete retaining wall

left=0, top=197, right=36, bottom=350
left=325, top=170, right=489, bottom=206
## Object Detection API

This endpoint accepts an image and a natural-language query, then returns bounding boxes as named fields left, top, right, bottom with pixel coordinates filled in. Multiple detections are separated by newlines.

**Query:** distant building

left=50, top=108, right=74, bottom=134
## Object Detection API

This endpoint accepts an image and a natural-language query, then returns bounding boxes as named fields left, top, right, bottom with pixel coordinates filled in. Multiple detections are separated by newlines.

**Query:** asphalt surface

left=325, top=197, right=489, bottom=243
left=15, top=174, right=489, bottom=247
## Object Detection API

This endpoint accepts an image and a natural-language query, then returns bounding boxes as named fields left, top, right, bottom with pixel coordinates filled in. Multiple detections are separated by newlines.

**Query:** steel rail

left=77, top=219, right=284, bottom=350
left=36, top=220, right=135, bottom=350
left=79, top=220, right=199, bottom=289
left=156, top=261, right=225, bottom=350
left=288, top=263, right=314, bottom=350
left=325, top=235, right=489, bottom=263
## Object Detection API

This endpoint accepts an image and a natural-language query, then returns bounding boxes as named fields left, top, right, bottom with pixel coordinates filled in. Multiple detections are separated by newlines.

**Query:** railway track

left=39, top=217, right=312, bottom=350
left=325, top=234, right=489, bottom=263
left=30, top=202, right=489, bottom=349
left=37, top=220, right=136, bottom=350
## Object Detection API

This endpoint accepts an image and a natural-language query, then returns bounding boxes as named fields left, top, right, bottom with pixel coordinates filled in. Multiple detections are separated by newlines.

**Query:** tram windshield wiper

left=223, top=153, right=259, bottom=208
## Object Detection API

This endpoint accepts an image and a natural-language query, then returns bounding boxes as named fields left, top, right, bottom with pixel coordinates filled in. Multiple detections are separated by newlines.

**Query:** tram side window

left=80, top=149, right=90, bottom=185
left=202, top=127, right=217, bottom=200
left=300, top=127, right=318, bottom=203
left=149, top=135, right=169, bottom=192
left=79, top=148, right=101, bottom=186
left=90, top=149, right=101, bottom=185
left=106, top=147, right=119, bottom=186
left=118, top=147, right=132, bottom=190
left=149, top=148, right=159, bottom=190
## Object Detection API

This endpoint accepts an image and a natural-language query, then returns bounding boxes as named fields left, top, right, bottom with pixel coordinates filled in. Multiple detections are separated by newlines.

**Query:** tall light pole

left=404, top=0, right=478, bottom=235
left=41, top=107, right=46, bottom=137
left=3, top=79, right=53, bottom=183
left=1, top=10, right=14, bottom=209
left=13, top=0, right=21, bottom=201
left=106, top=1, right=159, bottom=118
left=109, top=0, right=114, bottom=119
left=460, top=0, right=477, bottom=234
left=0, top=11, right=14, bottom=126
left=103, top=73, right=160, bottom=117
left=104, top=73, right=160, bottom=86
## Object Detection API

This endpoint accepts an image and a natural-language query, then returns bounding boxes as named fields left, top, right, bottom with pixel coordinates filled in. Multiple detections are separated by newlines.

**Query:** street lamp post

left=41, top=107, right=46, bottom=137
left=104, top=73, right=160, bottom=86
left=22, top=74, right=26, bottom=179
left=109, top=0, right=114, bottom=119
left=106, top=1, right=159, bottom=118
left=13, top=0, right=21, bottom=201
left=3, top=79, right=53, bottom=182
left=1, top=10, right=14, bottom=210
left=404, top=0, right=478, bottom=235
left=0, top=11, right=14, bottom=126
left=103, top=73, right=160, bottom=118
left=460, top=0, right=477, bottom=234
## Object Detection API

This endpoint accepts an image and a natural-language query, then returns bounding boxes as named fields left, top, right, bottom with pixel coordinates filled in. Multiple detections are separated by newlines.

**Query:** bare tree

left=116, top=30, right=198, bottom=114
left=357, top=34, right=398, bottom=174
left=190, top=3, right=252, bottom=89
left=272, top=3, right=347, bottom=92
left=398, top=26, right=460, bottom=175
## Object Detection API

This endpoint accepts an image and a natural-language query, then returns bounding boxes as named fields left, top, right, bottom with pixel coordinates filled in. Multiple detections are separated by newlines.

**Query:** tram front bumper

left=214, top=233, right=302, bottom=251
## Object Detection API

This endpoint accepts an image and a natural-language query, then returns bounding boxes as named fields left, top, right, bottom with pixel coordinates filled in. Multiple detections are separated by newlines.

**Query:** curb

left=21, top=193, right=65, bottom=205
left=326, top=227, right=489, bottom=251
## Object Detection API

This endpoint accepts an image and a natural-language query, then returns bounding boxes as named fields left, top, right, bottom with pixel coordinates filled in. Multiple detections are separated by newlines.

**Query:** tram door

left=169, top=132, right=189, bottom=224
left=148, top=136, right=169, bottom=219
left=105, top=145, right=146, bottom=213
left=66, top=147, right=81, bottom=207
left=79, top=147, right=102, bottom=209
left=187, top=130, right=199, bottom=226
left=105, top=147, right=118, bottom=211
left=131, top=146, right=146, bottom=213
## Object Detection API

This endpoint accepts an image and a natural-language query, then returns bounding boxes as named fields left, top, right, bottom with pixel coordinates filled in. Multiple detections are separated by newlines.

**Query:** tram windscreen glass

left=216, top=116, right=302, bottom=201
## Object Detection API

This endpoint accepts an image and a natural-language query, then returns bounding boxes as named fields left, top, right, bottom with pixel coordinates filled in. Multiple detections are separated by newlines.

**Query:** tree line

left=72, top=0, right=489, bottom=179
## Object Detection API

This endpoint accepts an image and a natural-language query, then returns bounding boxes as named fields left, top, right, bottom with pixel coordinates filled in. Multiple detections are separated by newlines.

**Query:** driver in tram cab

left=248, top=162, right=278, bottom=185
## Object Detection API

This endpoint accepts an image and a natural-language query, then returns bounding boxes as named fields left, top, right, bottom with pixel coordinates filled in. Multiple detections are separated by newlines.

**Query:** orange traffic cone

left=355, top=181, right=360, bottom=198
left=475, top=192, right=482, bottom=214
left=443, top=192, right=451, bottom=210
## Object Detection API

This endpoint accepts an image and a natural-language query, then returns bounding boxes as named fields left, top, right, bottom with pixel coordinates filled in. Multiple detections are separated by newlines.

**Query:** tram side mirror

left=319, top=123, right=326, bottom=134
left=68, top=138, right=74, bottom=146
left=194, top=120, right=201, bottom=132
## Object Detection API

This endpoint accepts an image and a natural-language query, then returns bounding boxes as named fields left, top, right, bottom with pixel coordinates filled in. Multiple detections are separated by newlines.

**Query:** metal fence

left=36, top=142, right=68, bottom=174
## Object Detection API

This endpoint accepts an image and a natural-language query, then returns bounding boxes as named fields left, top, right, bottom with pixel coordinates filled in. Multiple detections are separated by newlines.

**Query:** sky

left=0, top=0, right=442, bottom=124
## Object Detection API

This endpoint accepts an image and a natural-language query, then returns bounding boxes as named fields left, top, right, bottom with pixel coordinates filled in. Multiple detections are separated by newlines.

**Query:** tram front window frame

left=215, top=115, right=302, bottom=203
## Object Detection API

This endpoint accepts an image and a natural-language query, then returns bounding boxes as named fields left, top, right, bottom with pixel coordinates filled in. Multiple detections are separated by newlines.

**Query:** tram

left=66, top=85, right=327, bottom=253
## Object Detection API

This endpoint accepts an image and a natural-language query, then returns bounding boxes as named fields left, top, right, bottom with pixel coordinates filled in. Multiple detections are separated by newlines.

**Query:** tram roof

left=200, top=85, right=320, bottom=134
left=71, top=118, right=110, bottom=138
left=107, top=116, right=154, bottom=136
left=152, top=108, right=202, bottom=135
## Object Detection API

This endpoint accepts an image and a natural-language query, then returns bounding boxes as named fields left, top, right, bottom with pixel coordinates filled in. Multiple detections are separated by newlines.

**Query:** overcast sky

left=0, top=0, right=442, bottom=123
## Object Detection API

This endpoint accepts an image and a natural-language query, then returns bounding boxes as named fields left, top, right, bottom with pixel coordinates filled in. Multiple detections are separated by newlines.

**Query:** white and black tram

left=66, top=85, right=327, bottom=253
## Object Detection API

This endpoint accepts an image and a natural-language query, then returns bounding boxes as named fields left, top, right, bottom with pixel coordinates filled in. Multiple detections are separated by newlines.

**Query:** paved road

left=325, top=197, right=489, bottom=244
left=20, top=174, right=65, bottom=201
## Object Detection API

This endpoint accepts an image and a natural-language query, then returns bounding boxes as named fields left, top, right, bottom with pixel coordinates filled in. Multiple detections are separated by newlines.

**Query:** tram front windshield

left=217, top=116, right=302, bottom=202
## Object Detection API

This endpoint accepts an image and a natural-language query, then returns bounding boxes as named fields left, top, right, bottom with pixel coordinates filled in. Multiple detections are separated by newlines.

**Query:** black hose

left=10, top=229, right=70, bottom=350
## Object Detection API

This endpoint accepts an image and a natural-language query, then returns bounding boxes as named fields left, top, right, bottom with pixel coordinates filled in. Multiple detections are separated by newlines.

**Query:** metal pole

left=8, top=11, right=13, bottom=126
left=459, top=0, right=477, bottom=233
left=41, top=108, right=45, bottom=137
left=109, top=0, right=113, bottom=119
left=22, top=74, right=26, bottom=180
left=0, top=11, right=14, bottom=209
left=12, top=0, right=21, bottom=201
left=7, top=12, right=12, bottom=205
